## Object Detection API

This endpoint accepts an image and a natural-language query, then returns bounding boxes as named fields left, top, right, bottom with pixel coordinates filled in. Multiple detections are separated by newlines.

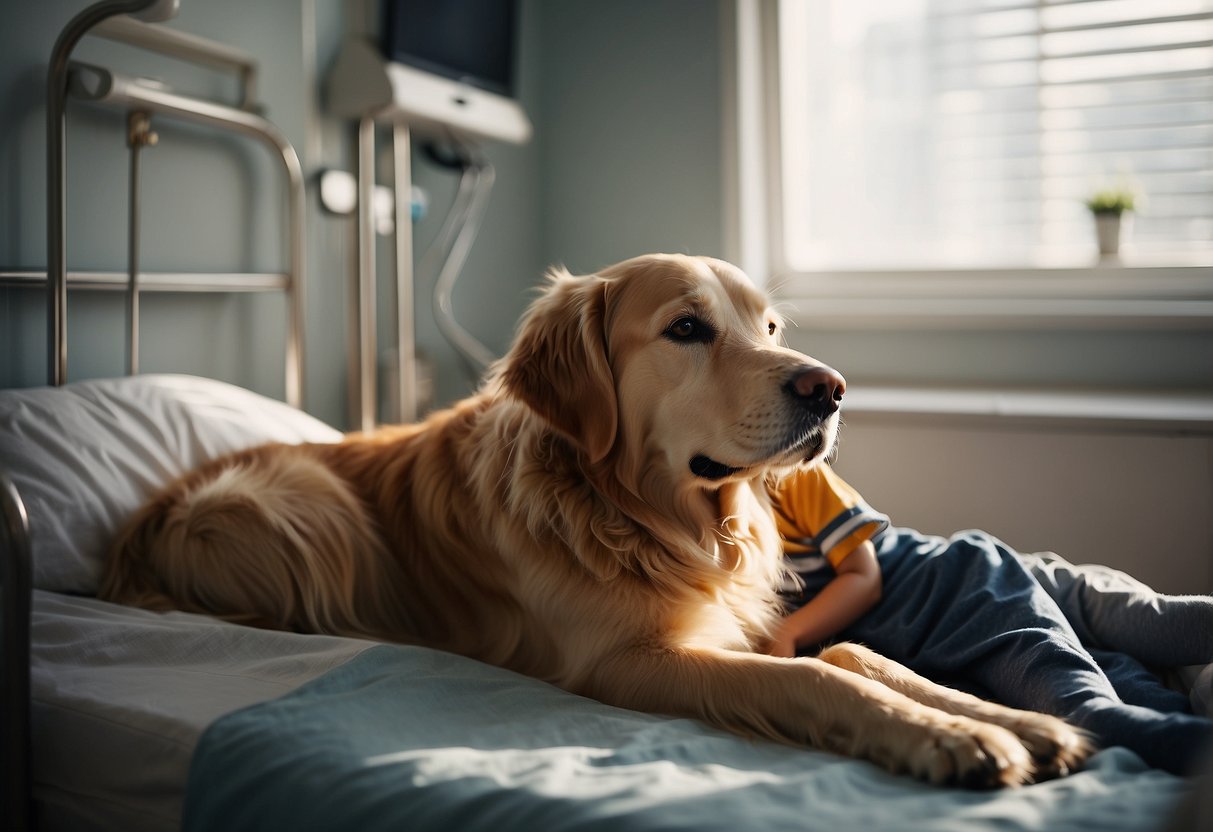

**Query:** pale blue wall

left=0, top=0, right=548, bottom=426
left=2, top=0, right=321, bottom=410
left=536, top=0, right=724, bottom=274
left=5, top=0, right=1208, bottom=428
left=0, top=0, right=725, bottom=425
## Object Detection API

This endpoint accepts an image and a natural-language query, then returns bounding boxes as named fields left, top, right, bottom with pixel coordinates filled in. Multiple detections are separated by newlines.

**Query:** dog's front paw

left=1001, top=712, right=1093, bottom=780
left=908, top=718, right=1035, bottom=789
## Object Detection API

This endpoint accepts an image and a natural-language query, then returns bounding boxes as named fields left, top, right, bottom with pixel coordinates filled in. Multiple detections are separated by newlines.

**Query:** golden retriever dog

left=100, top=253, right=1089, bottom=787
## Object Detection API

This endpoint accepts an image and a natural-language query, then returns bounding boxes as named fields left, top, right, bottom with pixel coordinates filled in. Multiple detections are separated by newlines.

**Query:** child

left=769, top=463, right=1213, bottom=776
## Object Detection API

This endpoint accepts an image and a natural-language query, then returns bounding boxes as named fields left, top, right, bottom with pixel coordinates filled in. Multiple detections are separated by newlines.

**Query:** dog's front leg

left=815, top=642, right=1092, bottom=780
left=589, top=644, right=1035, bottom=788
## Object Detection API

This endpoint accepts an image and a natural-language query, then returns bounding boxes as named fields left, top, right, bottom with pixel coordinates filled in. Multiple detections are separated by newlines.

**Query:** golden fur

left=100, top=253, right=1090, bottom=787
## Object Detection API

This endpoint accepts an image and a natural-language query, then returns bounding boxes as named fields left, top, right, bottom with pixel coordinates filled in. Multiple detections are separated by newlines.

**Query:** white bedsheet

left=30, top=590, right=377, bottom=832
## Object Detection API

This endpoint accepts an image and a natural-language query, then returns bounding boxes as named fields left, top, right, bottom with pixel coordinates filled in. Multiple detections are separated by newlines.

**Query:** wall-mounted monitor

left=382, top=0, right=516, bottom=98
left=327, top=0, right=532, bottom=145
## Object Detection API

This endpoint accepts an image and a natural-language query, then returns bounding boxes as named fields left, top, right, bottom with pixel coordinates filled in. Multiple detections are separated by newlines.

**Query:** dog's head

left=500, top=254, right=844, bottom=488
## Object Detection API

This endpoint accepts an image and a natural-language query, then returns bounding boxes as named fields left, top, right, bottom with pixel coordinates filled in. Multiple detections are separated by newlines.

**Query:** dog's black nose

left=787, top=365, right=846, bottom=416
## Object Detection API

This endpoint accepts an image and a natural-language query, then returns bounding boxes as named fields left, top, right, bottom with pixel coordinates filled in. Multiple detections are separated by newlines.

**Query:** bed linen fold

left=184, top=643, right=1191, bottom=832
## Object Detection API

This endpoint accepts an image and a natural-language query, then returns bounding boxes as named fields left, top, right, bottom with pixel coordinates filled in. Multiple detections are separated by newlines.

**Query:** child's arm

left=768, top=540, right=882, bottom=658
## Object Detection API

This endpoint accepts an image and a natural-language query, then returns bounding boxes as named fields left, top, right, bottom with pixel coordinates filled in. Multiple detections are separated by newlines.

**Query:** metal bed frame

left=42, top=0, right=306, bottom=405
left=3, top=1, right=306, bottom=828
left=2, top=477, right=33, bottom=832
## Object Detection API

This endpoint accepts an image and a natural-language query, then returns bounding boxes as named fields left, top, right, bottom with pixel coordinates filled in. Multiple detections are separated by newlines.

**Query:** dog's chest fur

left=328, top=394, right=787, bottom=686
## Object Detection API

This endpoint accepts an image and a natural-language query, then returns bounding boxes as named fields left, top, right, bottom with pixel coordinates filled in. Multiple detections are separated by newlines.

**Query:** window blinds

left=779, top=0, right=1213, bottom=270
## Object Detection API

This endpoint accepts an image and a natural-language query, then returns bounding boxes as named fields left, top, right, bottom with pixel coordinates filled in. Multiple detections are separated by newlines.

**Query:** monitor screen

left=381, top=0, right=518, bottom=98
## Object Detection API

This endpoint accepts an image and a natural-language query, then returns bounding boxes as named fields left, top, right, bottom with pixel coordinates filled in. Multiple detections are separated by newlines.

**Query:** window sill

left=843, top=385, right=1213, bottom=435
left=772, top=263, right=1213, bottom=331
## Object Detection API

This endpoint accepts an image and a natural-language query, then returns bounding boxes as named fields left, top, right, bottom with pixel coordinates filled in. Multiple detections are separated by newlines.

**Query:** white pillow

left=0, top=375, right=342, bottom=594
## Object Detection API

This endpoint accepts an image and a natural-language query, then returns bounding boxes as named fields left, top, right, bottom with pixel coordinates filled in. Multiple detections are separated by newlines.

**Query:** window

left=777, top=0, right=1213, bottom=271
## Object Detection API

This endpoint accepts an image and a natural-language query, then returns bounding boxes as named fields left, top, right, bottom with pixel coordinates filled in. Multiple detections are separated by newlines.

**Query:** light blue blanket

left=184, top=644, right=1191, bottom=831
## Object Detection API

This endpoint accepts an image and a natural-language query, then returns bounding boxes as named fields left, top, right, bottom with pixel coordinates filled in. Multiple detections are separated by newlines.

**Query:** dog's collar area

left=690, top=454, right=744, bottom=480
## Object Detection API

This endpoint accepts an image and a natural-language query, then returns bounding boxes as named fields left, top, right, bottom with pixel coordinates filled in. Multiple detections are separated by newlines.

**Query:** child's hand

left=767, top=626, right=798, bottom=658
left=767, top=540, right=883, bottom=660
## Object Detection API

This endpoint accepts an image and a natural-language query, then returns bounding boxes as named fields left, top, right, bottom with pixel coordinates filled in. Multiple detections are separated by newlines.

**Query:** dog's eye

left=665, top=316, right=714, bottom=344
left=768, top=322, right=777, bottom=337
left=671, top=318, right=696, bottom=338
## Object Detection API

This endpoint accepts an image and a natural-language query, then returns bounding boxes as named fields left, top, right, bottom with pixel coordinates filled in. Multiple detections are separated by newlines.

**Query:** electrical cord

left=419, top=139, right=497, bottom=377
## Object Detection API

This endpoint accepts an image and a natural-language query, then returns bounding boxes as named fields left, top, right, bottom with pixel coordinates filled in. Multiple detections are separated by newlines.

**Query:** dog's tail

left=99, top=447, right=407, bottom=638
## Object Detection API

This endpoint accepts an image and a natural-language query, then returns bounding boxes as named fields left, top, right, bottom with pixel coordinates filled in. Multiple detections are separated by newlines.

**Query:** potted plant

left=1085, top=187, right=1136, bottom=258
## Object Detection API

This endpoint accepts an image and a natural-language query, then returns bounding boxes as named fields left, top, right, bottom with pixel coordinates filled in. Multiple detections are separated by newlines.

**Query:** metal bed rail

left=91, top=14, right=259, bottom=112
left=3, top=3, right=308, bottom=827
left=2, top=270, right=290, bottom=292
left=1, top=474, right=33, bottom=832
left=45, top=0, right=305, bottom=407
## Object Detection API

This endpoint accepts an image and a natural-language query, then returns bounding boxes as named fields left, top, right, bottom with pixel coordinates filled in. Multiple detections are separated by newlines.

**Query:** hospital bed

left=1, top=2, right=1203, bottom=831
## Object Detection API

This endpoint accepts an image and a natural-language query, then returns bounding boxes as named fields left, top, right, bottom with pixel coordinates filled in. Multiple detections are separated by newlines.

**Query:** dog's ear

left=500, top=269, right=618, bottom=464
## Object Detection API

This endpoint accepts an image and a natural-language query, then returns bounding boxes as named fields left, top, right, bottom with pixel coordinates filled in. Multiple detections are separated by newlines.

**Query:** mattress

left=30, top=590, right=375, bottom=831
left=30, top=589, right=1199, bottom=832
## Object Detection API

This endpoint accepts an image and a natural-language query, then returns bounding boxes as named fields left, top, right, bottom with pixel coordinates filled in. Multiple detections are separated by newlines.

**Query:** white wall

left=832, top=418, right=1213, bottom=595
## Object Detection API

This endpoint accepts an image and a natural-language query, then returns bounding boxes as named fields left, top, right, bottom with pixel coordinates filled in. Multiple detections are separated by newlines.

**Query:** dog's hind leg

left=101, top=447, right=404, bottom=638
left=816, top=642, right=1092, bottom=780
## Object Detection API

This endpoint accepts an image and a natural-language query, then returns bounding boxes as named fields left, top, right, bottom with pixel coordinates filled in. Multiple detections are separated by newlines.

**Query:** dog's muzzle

left=689, top=363, right=846, bottom=481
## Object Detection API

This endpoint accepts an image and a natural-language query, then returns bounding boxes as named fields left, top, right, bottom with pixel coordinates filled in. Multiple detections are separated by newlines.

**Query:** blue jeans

left=790, top=528, right=1213, bottom=775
